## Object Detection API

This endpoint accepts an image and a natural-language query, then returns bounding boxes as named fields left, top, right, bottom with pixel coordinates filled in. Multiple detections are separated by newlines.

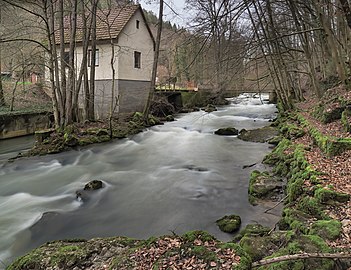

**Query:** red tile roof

left=55, top=4, right=153, bottom=44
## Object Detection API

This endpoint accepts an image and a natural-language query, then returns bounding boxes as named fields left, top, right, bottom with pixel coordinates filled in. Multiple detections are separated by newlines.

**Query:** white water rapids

left=0, top=94, right=281, bottom=268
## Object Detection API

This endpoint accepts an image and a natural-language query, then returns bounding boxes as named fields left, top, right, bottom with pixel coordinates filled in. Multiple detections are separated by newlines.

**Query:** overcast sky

left=139, top=0, right=190, bottom=27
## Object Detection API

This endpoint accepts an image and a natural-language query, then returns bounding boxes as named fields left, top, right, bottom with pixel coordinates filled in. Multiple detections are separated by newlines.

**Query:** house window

left=134, top=51, right=141, bottom=69
left=88, top=49, right=99, bottom=67
left=136, top=20, right=140, bottom=29
left=63, top=51, right=70, bottom=67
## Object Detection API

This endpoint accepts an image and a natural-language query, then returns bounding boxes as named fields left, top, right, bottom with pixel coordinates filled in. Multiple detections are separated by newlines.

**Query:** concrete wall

left=90, top=79, right=150, bottom=119
left=0, top=112, right=53, bottom=139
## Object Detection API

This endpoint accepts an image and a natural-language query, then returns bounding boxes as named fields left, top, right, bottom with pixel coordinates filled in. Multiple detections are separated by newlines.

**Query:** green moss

left=286, top=177, right=304, bottom=202
left=216, top=215, right=241, bottom=233
left=258, top=235, right=334, bottom=270
left=341, top=109, right=351, bottom=132
left=315, top=187, right=350, bottom=205
left=249, top=170, right=282, bottom=202
left=309, top=126, right=351, bottom=156
left=281, top=208, right=311, bottom=233
left=188, top=246, right=217, bottom=261
left=6, top=250, right=43, bottom=270
left=234, top=224, right=271, bottom=241
left=181, top=230, right=215, bottom=243
left=310, top=220, right=342, bottom=240
left=296, top=197, right=324, bottom=218
left=279, top=123, right=305, bottom=139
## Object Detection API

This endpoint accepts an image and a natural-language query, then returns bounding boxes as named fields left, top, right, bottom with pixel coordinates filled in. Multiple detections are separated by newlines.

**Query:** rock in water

left=214, top=127, right=239, bottom=136
left=216, top=214, right=241, bottom=233
left=76, top=180, right=104, bottom=201
left=84, top=180, right=103, bottom=190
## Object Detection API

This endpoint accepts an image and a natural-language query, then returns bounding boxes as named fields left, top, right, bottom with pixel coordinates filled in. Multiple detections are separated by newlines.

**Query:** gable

left=55, top=4, right=155, bottom=47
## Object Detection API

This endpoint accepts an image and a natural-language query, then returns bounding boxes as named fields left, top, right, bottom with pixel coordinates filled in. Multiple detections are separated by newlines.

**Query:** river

left=0, top=94, right=280, bottom=267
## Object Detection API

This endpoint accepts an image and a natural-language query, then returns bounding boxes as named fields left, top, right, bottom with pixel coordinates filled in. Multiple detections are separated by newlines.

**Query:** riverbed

left=0, top=94, right=280, bottom=267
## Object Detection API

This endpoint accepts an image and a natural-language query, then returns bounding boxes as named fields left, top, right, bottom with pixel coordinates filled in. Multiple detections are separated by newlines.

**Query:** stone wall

left=0, top=112, right=53, bottom=139
left=93, top=79, right=150, bottom=119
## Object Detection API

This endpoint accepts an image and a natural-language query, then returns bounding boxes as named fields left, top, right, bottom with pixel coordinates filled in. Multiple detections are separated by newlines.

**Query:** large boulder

left=238, top=126, right=278, bottom=143
left=214, top=127, right=239, bottom=136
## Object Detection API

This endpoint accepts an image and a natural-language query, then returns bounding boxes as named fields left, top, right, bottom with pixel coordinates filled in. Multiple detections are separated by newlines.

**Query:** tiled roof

left=55, top=5, right=141, bottom=44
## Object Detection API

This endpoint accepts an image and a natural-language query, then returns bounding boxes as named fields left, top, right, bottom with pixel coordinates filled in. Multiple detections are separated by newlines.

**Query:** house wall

left=93, top=79, right=150, bottom=119
left=74, top=10, right=154, bottom=81
left=117, top=10, right=154, bottom=81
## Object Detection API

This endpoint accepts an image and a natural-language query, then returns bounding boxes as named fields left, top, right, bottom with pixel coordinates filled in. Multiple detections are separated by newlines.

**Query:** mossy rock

left=181, top=230, right=216, bottom=243
left=309, top=126, right=351, bottom=156
left=313, top=103, right=344, bottom=124
left=238, top=126, right=278, bottom=143
left=249, top=170, right=283, bottom=200
left=239, top=231, right=287, bottom=262
left=315, top=187, right=350, bottom=205
left=280, top=208, right=313, bottom=234
left=64, top=134, right=79, bottom=147
left=234, top=224, right=271, bottom=241
left=279, top=123, right=305, bottom=139
left=341, top=108, right=351, bottom=132
left=296, top=196, right=324, bottom=218
left=310, top=220, right=342, bottom=240
left=263, top=138, right=293, bottom=168
left=267, top=135, right=283, bottom=145
left=286, top=176, right=304, bottom=203
left=216, top=214, right=241, bottom=233
left=214, top=127, right=239, bottom=136
left=165, top=115, right=175, bottom=121
left=257, top=234, right=334, bottom=270
left=202, top=104, right=217, bottom=113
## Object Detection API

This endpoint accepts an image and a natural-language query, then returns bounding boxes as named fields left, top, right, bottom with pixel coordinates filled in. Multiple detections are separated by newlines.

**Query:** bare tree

left=143, top=0, right=163, bottom=122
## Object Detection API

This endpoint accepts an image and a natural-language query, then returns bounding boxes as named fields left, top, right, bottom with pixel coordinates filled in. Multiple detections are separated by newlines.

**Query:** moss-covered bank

left=7, top=231, right=252, bottom=270
left=237, top=109, right=350, bottom=269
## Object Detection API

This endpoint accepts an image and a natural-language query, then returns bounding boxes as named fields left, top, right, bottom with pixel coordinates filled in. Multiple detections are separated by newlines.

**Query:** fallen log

left=252, top=252, right=351, bottom=268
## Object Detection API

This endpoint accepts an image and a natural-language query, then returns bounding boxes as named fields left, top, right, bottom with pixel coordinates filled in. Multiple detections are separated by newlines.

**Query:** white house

left=52, top=4, right=155, bottom=119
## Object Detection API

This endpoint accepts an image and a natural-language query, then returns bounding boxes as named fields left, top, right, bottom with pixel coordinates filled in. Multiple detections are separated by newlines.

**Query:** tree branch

left=252, top=252, right=351, bottom=268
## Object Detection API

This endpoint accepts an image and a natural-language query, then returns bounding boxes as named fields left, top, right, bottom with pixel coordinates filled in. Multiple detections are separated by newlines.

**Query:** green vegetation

left=216, top=215, right=241, bottom=233
left=341, top=109, right=351, bottom=132
left=315, top=187, right=350, bottom=205
left=310, top=220, right=342, bottom=240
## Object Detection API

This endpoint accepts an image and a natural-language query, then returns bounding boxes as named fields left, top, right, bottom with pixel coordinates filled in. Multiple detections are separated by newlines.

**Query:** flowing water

left=0, top=94, right=281, bottom=267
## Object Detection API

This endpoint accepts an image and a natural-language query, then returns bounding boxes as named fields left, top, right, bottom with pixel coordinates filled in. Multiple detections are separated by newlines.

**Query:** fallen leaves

left=294, top=91, right=351, bottom=250
left=121, top=236, right=240, bottom=270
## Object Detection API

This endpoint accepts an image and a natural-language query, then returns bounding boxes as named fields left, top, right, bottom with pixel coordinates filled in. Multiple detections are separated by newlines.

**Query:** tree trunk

left=143, top=0, right=163, bottom=122
left=88, top=0, right=98, bottom=121
left=65, top=0, right=78, bottom=126
left=45, top=0, right=62, bottom=128
left=58, top=0, right=66, bottom=125
left=339, top=0, right=351, bottom=30
left=0, top=5, right=5, bottom=107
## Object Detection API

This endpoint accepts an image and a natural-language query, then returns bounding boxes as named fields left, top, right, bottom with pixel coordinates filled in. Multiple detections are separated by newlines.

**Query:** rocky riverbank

left=6, top=90, right=351, bottom=269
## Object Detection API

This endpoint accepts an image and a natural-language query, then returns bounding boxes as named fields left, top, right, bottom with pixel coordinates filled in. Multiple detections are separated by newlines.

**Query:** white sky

left=139, top=0, right=190, bottom=27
